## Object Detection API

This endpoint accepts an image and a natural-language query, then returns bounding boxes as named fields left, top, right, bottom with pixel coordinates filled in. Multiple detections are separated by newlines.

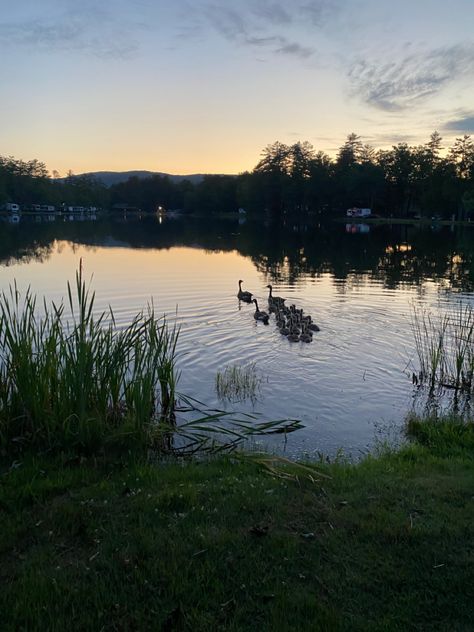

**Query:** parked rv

left=346, top=207, right=372, bottom=218
left=29, top=204, right=56, bottom=213
left=4, top=202, right=21, bottom=212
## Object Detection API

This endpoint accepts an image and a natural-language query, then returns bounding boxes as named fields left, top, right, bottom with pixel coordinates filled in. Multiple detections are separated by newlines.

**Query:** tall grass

left=0, top=266, right=179, bottom=453
left=216, top=362, right=263, bottom=403
left=411, top=303, right=474, bottom=392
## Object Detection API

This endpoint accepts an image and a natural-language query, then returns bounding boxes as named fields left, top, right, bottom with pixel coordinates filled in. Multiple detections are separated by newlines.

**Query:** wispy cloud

left=300, top=0, right=338, bottom=26
left=275, top=41, right=314, bottom=59
left=444, top=114, right=474, bottom=133
left=186, top=1, right=341, bottom=60
left=251, top=3, right=293, bottom=26
left=203, top=5, right=246, bottom=41
left=0, top=7, right=139, bottom=59
left=349, top=44, right=474, bottom=111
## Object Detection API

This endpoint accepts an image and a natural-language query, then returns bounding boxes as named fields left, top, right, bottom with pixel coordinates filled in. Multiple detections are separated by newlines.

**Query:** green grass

left=1, top=418, right=474, bottom=631
left=407, top=412, right=474, bottom=455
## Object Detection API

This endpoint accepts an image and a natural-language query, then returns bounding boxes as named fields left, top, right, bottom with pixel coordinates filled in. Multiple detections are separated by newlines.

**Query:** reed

left=169, top=393, right=303, bottom=456
left=411, top=302, right=474, bottom=392
left=215, top=362, right=263, bottom=402
left=0, top=266, right=179, bottom=453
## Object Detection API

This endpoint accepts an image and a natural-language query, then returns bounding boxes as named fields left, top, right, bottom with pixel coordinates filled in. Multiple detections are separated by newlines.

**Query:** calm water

left=2, top=213, right=474, bottom=457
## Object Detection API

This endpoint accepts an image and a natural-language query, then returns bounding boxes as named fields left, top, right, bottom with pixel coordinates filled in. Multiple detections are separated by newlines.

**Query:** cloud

left=191, top=1, right=328, bottom=60
left=0, top=8, right=139, bottom=59
left=245, top=35, right=283, bottom=47
left=444, top=115, right=474, bottom=133
left=300, top=0, right=338, bottom=26
left=251, top=4, right=292, bottom=26
left=349, top=44, right=474, bottom=111
left=203, top=5, right=246, bottom=41
left=275, top=41, right=314, bottom=59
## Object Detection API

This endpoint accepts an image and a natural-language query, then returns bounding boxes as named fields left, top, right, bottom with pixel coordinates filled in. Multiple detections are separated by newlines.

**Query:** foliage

left=0, top=156, right=108, bottom=208
left=2, top=129, right=474, bottom=217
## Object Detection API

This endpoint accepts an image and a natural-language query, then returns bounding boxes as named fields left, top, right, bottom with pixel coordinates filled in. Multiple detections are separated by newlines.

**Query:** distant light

left=385, top=243, right=412, bottom=253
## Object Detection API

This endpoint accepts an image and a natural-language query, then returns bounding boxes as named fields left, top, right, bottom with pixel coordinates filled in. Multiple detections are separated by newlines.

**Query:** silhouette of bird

left=252, top=299, right=269, bottom=324
left=237, top=280, right=253, bottom=303
left=266, top=284, right=285, bottom=307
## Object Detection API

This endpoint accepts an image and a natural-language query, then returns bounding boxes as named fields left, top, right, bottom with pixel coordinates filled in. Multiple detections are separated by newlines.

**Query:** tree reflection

left=2, top=215, right=474, bottom=293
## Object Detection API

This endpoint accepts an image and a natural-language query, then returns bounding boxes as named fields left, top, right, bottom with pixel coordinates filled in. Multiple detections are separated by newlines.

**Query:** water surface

left=2, top=214, right=474, bottom=457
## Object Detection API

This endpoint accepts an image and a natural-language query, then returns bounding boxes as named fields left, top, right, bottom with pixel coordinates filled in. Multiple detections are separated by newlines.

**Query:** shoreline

left=2, top=416, right=473, bottom=629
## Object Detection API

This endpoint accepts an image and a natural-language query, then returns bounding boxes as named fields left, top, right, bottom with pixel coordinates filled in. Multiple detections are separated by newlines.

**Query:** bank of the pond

left=337, top=216, right=474, bottom=227
left=1, top=420, right=474, bottom=631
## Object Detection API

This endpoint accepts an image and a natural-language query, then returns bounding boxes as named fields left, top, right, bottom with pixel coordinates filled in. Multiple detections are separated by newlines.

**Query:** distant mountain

left=67, top=171, right=233, bottom=187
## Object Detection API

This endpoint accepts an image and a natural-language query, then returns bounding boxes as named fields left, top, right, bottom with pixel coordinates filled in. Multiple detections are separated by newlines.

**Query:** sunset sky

left=1, top=0, right=474, bottom=175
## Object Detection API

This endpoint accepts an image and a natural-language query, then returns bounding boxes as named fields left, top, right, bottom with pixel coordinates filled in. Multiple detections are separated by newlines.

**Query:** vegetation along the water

left=216, top=362, right=264, bottom=403
left=411, top=302, right=474, bottom=393
left=2, top=131, right=474, bottom=218
left=0, top=265, right=179, bottom=453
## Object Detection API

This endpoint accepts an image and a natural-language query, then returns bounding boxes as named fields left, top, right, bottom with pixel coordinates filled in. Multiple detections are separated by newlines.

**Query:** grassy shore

left=1, top=418, right=473, bottom=631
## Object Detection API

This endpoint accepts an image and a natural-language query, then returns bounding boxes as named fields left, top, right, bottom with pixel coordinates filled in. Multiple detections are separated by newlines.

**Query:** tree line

left=0, top=158, right=109, bottom=210
left=2, top=132, right=474, bottom=218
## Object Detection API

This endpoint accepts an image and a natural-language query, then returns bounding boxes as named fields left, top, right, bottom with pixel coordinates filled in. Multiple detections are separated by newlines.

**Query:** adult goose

left=237, top=280, right=253, bottom=303
left=252, top=299, right=269, bottom=324
left=267, top=284, right=285, bottom=307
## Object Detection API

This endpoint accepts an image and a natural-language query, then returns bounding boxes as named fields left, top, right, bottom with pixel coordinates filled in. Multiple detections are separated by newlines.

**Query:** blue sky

left=1, top=0, right=473, bottom=174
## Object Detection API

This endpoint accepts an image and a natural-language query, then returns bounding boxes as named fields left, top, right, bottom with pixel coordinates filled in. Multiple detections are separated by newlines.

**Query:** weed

left=411, top=303, right=474, bottom=392
left=216, top=362, right=263, bottom=403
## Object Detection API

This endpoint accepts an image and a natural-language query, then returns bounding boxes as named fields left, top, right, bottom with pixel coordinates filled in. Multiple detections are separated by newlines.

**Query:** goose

left=276, top=316, right=286, bottom=329
left=267, top=285, right=285, bottom=307
left=300, top=324, right=313, bottom=343
left=308, top=322, right=320, bottom=332
left=287, top=332, right=300, bottom=342
left=237, top=280, right=253, bottom=303
left=252, top=299, right=269, bottom=324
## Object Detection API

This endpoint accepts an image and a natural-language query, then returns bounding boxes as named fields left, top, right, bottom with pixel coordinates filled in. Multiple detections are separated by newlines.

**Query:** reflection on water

left=346, top=223, right=370, bottom=234
left=1, top=214, right=474, bottom=457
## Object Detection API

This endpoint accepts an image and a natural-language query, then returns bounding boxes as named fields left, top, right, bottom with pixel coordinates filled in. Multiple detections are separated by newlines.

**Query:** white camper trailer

left=346, top=207, right=372, bottom=218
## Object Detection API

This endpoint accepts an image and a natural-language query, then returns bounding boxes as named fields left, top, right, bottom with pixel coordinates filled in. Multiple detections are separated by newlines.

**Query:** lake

left=2, top=213, right=474, bottom=458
